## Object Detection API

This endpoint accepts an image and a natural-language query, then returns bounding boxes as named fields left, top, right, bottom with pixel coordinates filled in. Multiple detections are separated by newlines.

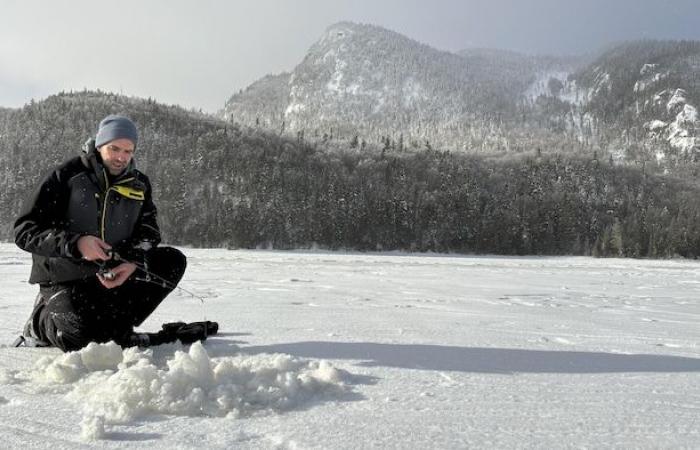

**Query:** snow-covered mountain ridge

left=224, top=22, right=554, bottom=152
left=223, top=23, right=700, bottom=165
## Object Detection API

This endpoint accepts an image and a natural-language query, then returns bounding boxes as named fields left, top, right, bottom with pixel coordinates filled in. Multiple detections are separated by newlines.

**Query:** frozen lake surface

left=0, top=243, right=698, bottom=448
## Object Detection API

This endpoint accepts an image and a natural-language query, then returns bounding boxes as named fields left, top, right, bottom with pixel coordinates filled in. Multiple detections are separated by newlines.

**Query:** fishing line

left=96, top=251, right=206, bottom=304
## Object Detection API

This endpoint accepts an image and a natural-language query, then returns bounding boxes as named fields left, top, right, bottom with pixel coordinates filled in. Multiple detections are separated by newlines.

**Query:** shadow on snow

left=241, top=342, right=700, bottom=374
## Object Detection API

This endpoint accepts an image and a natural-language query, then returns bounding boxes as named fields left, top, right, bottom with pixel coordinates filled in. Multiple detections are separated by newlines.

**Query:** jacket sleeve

left=14, top=168, right=83, bottom=259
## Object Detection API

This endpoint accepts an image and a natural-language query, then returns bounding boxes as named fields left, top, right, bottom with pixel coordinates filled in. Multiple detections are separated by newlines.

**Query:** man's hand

left=77, top=235, right=112, bottom=261
left=97, top=262, right=136, bottom=289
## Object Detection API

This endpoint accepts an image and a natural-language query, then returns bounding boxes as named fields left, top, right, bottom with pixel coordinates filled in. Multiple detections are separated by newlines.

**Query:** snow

left=372, top=91, right=387, bottom=113
left=41, top=341, right=347, bottom=424
left=80, top=415, right=106, bottom=441
left=524, top=71, right=566, bottom=102
left=592, top=70, right=611, bottom=96
left=319, top=23, right=355, bottom=47
left=678, top=103, right=699, bottom=123
left=668, top=103, right=699, bottom=153
left=1, top=244, right=699, bottom=448
left=324, top=58, right=363, bottom=98
left=667, top=88, right=688, bottom=112
left=633, top=70, right=667, bottom=93
left=524, top=71, right=589, bottom=107
left=639, top=63, right=658, bottom=76
left=345, top=83, right=361, bottom=96
left=284, top=102, right=305, bottom=116
left=644, top=119, right=667, bottom=131
left=645, top=88, right=698, bottom=154
left=653, top=89, right=668, bottom=106
left=321, top=48, right=338, bottom=63
left=326, top=58, right=347, bottom=93
left=557, top=79, right=588, bottom=105
left=285, top=84, right=307, bottom=117
left=401, top=77, right=426, bottom=107
left=566, top=111, right=597, bottom=143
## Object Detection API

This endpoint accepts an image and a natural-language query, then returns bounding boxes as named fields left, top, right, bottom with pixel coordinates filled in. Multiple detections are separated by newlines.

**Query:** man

left=14, top=115, right=210, bottom=351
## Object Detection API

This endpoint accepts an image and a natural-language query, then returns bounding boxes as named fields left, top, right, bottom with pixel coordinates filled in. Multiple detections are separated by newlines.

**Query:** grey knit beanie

left=95, top=115, right=138, bottom=148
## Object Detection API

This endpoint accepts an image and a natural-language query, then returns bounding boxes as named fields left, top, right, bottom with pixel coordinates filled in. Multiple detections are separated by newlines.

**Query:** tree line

left=2, top=91, right=700, bottom=258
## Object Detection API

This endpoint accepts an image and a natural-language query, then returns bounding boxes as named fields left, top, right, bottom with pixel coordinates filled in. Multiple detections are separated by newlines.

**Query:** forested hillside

left=2, top=91, right=699, bottom=257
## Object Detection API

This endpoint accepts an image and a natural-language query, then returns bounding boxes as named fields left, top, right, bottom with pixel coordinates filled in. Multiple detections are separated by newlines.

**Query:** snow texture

left=667, top=88, right=688, bottom=112
left=80, top=415, right=105, bottom=441
left=645, top=119, right=667, bottom=131
left=55, top=341, right=347, bottom=423
left=666, top=94, right=699, bottom=153
left=0, top=244, right=699, bottom=448
left=633, top=64, right=667, bottom=93
left=524, top=70, right=591, bottom=113
left=591, top=69, right=611, bottom=97
left=643, top=86, right=699, bottom=154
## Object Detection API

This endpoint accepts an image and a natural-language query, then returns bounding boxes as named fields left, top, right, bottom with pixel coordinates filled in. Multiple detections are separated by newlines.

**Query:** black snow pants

left=33, top=247, right=187, bottom=352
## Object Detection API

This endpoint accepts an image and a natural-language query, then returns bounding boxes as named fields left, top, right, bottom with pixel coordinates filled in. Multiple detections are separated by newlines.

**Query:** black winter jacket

left=14, top=139, right=161, bottom=284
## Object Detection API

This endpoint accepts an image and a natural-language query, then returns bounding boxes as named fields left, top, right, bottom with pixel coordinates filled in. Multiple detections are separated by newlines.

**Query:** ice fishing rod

left=97, top=250, right=206, bottom=304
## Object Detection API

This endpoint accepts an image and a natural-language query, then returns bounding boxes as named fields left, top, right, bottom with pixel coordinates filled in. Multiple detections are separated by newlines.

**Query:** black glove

left=118, top=321, right=219, bottom=347
left=159, top=321, right=219, bottom=344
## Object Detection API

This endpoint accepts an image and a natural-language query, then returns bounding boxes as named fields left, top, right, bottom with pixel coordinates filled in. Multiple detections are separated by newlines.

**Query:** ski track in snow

left=0, top=244, right=699, bottom=448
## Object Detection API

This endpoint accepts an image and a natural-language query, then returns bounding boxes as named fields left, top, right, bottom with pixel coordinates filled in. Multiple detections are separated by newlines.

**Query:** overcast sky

left=0, top=0, right=697, bottom=112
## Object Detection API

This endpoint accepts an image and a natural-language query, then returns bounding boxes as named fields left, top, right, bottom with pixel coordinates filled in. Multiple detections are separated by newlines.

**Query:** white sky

left=0, top=0, right=698, bottom=112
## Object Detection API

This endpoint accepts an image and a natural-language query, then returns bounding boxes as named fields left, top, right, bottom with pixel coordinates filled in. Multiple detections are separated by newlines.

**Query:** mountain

left=574, top=40, right=700, bottom=162
left=223, top=22, right=568, bottom=152
left=224, top=73, right=291, bottom=131
left=222, top=23, right=699, bottom=166
left=222, top=21, right=587, bottom=152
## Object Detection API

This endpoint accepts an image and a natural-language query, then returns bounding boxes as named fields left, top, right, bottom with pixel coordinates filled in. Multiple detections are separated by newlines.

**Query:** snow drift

left=29, top=341, right=350, bottom=431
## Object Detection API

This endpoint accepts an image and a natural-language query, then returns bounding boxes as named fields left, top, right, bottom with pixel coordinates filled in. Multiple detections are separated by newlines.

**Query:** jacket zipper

left=100, top=168, right=110, bottom=241
left=100, top=168, right=136, bottom=241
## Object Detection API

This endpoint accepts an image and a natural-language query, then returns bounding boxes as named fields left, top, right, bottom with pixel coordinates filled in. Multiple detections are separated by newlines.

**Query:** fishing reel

left=97, top=249, right=121, bottom=281
left=98, top=268, right=116, bottom=281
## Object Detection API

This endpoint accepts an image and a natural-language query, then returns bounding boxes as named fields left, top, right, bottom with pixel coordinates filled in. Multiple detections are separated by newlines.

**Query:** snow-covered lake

left=0, top=243, right=698, bottom=448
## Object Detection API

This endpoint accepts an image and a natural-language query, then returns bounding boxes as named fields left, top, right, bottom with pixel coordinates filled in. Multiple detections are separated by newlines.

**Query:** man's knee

left=148, top=246, right=187, bottom=284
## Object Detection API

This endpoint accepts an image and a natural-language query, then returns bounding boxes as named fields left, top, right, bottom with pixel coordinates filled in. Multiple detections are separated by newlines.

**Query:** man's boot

left=17, top=293, right=51, bottom=347
left=117, top=321, right=218, bottom=348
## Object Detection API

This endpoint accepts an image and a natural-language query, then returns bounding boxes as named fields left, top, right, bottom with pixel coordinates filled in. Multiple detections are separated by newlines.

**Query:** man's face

left=98, top=138, right=135, bottom=176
